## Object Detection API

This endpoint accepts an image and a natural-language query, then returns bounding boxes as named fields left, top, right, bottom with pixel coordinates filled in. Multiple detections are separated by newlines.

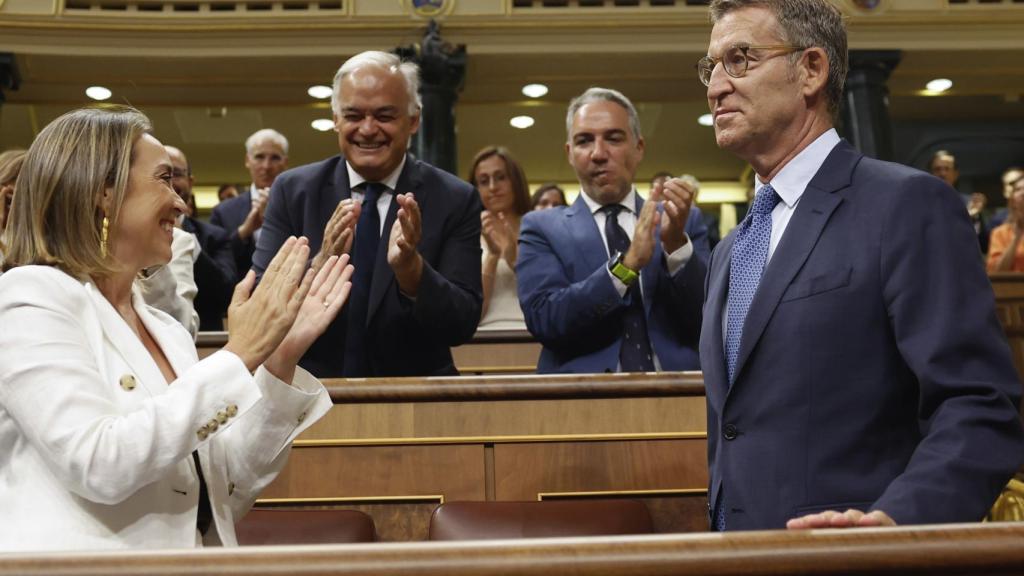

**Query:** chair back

left=236, top=509, right=376, bottom=545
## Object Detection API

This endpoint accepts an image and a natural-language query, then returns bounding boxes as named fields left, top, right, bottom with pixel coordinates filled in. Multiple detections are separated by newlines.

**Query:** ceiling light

left=698, top=113, right=714, bottom=127
left=307, top=85, right=333, bottom=99
left=521, top=84, right=549, bottom=98
left=925, top=78, right=953, bottom=93
left=311, top=119, right=335, bottom=132
left=510, top=115, right=535, bottom=129
left=85, top=86, right=112, bottom=101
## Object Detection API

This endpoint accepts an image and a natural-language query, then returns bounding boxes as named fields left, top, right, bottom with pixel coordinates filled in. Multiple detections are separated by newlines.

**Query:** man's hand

left=622, top=196, right=661, bottom=272
left=388, top=192, right=424, bottom=296
left=311, top=198, right=358, bottom=272
left=658, top=177, right=696, bottom=254
left=786, top=509, right=896, bottom=530
left=968, top=192, right=987, bottom=219
left=237, top=191, right=268, bottom=240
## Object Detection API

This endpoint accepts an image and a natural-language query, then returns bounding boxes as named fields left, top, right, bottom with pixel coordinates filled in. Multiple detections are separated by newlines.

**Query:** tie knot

left=601, top=204, right=625, bottom=219
left=362, top=182, right=385, bottom=204
left=751, top=185, right=780, bottom=216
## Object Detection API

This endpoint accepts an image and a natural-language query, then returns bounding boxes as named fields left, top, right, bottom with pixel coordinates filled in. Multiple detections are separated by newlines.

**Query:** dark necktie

left=601, top=204, right=655, bottom=372
left=343, top=182, right=384, bottom=377
left=715, top=183, right=781, bottom=532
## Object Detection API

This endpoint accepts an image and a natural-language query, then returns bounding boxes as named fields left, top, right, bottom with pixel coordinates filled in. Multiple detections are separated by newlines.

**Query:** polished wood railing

left=2, top=523, right=1023, bottom=576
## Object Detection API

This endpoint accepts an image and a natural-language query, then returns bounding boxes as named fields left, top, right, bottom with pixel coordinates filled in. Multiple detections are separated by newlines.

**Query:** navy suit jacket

left=252, top=154, right=483, bottom=377
left=210, top=190, right=256, bottom=283
left=700, top=140, right=1024, bottom=530
left=182, top=217, right=236, bottom=331
left=517, top=193, right=707, bottom=373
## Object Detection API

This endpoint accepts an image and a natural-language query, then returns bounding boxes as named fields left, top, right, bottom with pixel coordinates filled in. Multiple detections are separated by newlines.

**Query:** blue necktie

left=343, top=182, right=384, bottom=377
left=602, top=204, right=655, bottom=372
left=716, top=184, right=780, bottom=532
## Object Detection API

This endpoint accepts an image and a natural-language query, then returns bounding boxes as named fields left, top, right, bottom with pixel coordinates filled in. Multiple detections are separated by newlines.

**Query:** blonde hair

left=3, top=106, right=151, bottom=277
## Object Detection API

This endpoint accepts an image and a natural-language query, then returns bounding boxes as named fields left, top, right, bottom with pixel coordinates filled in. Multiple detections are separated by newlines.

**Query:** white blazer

left=0, top=265, right=332, bottom=551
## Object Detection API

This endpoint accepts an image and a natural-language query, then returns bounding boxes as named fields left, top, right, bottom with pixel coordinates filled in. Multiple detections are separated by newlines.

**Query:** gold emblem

left=402, top=0, right=454, bottom=18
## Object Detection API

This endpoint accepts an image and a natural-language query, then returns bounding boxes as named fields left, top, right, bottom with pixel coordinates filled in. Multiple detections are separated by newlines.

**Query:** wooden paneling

left=493, top=440, right=707, bottom=499
left=990, top=273, right=1024, bottom=418
left=6, top=524, right=1024, bottom=576
left=252, top=372, right=709, bottom=541
left=261, top=444, right=485, bottom=502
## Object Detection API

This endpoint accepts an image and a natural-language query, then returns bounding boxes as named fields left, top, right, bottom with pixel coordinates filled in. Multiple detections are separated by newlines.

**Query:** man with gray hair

left=211, top=128, right=289, bottom=281
left=698, top=0, right=1022, bottom=532
left=517, top=87, right=708, bottom=373
left=252, top=50, right=482, bottom=377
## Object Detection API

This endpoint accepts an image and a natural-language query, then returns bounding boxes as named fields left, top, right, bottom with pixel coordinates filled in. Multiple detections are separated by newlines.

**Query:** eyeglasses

left=696, top=44, right=806, bottom=86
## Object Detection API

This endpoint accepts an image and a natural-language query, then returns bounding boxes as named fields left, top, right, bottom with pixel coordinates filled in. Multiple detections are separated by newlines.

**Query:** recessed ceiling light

left=925, top=78, right=953, bottom=93
left=311, top=119, right=335, bottom=132
left=85, top=86, right=112, bottom=101
left=307, top=85, right=333, bottom=99
left=521, top=84, right=549, bottom=98
left=698, top=113, right=714, bottom=127
left=510, top=115, right=535, bottom=129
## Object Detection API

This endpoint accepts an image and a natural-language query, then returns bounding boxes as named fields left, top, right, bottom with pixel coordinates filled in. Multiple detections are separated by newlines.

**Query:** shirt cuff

left=607, top=267, right=629, bottom=297
left=665, top=235, right=694, bottom=276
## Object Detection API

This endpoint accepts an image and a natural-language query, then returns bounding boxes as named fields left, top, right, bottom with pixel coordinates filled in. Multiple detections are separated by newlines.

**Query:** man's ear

left=801, top=47, right=830, bottom=100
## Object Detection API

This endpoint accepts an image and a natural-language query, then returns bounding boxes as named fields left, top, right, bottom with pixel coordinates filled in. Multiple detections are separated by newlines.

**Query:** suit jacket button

left=723, top=424, right=739, bottom=441
left=119, top=374, right=137, bottom=391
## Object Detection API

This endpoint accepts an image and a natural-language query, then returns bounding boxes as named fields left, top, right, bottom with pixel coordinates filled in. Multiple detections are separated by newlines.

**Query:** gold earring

left=100, top=216, right=109, bottom=258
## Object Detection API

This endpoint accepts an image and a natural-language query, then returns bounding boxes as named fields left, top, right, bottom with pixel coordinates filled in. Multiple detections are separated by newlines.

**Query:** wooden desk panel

left=254, top=373, right=709, bottom=541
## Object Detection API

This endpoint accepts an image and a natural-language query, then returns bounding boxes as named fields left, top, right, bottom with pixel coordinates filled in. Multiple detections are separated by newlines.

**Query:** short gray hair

left=331, top=50, right=422, bottom=116
left=565, top=87, right=642, bottom=143
left=709, top=0, right=847, bottom=122
left=245, top=128, right=289, bottom=156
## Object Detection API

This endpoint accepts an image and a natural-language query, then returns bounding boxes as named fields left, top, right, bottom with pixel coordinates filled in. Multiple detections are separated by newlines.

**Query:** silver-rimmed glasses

left=696, top=44, right=806, bottom=86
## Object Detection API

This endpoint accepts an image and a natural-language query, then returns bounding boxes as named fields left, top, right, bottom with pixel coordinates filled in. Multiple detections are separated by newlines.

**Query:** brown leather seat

left=235, top=509, right=376, bottom=545
left=428, top=500, right=654, bottom=541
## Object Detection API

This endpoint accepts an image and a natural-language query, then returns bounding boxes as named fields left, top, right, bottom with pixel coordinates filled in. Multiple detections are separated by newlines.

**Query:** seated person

left=0, top=106, right=353, bottom=551
left=530, top=182, right=568, bottom=211
left=469, top=146, right=530, bottom=330
left=988, top=176, right=1024, bottom=272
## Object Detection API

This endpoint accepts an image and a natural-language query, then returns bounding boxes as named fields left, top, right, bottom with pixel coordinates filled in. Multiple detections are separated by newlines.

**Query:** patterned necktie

left=343, top=182, right=384, bottom=377
left=716, top=184, right=780, bottom=532
left=724, top=184, right=780, bottom=384
left=602, top=204, right=655, bottom=372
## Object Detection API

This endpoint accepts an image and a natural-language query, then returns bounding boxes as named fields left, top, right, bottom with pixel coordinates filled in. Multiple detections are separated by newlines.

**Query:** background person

left=988, top=176, right=1024, bottom=272
left=469, top=146, right=530, bottom=330
left=530, top=182, right=568, bottom=211
left=0, top=106, right=353, bottom=551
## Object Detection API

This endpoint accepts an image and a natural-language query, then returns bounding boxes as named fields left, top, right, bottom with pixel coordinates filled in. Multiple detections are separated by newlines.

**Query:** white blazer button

left=226, top=404, right=239, bottom=417
left=119, top=374, right=137, bottom=391
left=196, top=428, right=209, bottom=441
left=216, top=411, right=229, bottom=424
left=297, top=411, right=307, bottom=424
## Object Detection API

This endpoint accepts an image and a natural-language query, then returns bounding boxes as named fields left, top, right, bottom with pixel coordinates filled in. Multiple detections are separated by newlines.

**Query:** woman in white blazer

left=0, top=107, right=354, bottom=551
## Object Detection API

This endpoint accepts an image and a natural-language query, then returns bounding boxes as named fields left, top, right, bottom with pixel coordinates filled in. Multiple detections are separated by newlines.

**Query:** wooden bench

left=196, top=329, right=541, bottom=374
left=4, top=523, right=1023, bottom=576
left=255, top=372, right=708, bottom=541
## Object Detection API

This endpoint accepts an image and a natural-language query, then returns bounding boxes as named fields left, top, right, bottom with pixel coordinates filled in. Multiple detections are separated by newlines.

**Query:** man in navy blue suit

left=210, top=128, right=289, bottom=282
left=699, top=0, right=1023, bottom=531
left=517, top=87, right=707, bottom=374
left=252, top=51, right=481, bottom=377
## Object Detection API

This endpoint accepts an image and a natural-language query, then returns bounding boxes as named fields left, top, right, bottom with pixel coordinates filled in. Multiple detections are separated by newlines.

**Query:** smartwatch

left=608, top=251, right=639, bottom=286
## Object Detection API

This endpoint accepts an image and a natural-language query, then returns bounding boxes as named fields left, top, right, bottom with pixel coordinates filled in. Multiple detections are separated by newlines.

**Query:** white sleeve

left=137, top=228, right=200, bottom=338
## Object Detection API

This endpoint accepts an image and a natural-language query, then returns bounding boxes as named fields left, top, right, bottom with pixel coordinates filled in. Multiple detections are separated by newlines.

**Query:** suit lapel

left=85, top=284, right=170, bottom=397
left=730, top=141, right=860, bottom=386
left=366, top=156, right=415, bottom=324
left=704, top=233, right=735, bottom=412
left=567, top=195, right=607, bottom=277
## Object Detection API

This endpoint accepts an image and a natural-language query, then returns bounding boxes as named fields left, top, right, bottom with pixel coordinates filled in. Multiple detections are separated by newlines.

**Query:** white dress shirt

left=346, top=156, right=407, bottom=235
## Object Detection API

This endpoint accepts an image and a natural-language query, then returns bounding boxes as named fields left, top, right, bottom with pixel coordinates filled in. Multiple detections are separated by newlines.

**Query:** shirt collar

left=346, top=155, right=407, bottom=193
left=755, top=128, right=841, bottom=209
left=581, top=187, right=638, bottom=216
